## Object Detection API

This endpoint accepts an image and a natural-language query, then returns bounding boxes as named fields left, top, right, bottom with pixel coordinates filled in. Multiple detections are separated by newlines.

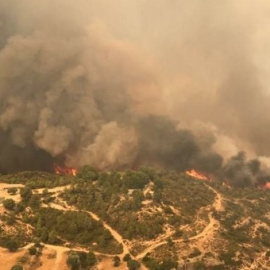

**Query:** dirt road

left=136, top=184, right=223, bottom=259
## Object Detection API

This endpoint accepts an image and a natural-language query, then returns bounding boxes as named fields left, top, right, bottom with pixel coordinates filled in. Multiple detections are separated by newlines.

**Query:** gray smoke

left=0, top=0, right=270, bottom=186
left=0, top=1, right=160, bottom=171
left=221, top=152, right=270, bottom=188
left=135, top=115, right=222, bottom=173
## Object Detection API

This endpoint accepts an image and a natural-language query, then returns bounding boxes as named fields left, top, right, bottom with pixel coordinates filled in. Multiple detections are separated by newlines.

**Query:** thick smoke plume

left=0, top=0, right=270, bottom=186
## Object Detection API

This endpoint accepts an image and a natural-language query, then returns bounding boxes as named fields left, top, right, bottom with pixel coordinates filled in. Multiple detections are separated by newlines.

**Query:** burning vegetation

left=185, top=169, right=210, bottom=181
left=54, top=165, right=77, bottom=176
left=263, top=182, right=270, bottom=189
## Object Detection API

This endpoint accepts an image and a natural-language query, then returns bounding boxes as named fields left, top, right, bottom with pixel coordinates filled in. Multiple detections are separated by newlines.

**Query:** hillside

left=0, top=168, right=270, bottom=270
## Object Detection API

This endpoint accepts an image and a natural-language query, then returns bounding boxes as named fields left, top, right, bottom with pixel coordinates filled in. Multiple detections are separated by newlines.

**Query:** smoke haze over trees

left=0, top=0, right=270, bottom=186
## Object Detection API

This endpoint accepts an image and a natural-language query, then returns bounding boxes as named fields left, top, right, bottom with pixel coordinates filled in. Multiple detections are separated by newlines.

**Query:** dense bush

left=0, top=171, right=74, bottom=189
left=123, top=171, right=150, bottom=189
left=29, top=208, right=121, bottom=253
left=67, top=250, right=96, bottom=270
left=3, top=199, right=16, bottom=210
left=77, top=166, right=99, bottom=181
left=10, top=265, right=23, bottom=270
left=127, top=259, right=141, bottom=270
left=142, top=255, right=178, bottom=270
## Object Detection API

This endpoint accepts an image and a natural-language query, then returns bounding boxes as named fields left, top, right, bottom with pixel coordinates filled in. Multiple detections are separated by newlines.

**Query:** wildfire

left=54, top=165, right=77, bottom=176
left=185, top=169, right=209, bottom=181
left=263, top=182, right=270, bottom=189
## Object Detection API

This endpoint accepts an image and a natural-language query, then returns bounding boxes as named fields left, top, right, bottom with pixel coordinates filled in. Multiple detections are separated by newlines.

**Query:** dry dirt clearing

left=0, top=182, right=223, bottom=270
left=0, top=245, right=68, bottom=270
left=0, top=183, right=147, bottom=270
left=0, top=244, right=149, bottom=270
left=136, top=183, right=224, bottom=260
left=0, top=183, right=24, bottom=203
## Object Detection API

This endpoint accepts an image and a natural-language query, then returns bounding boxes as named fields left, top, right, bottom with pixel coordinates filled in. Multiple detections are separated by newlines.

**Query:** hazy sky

left=1, top=0, right=270, bottom=173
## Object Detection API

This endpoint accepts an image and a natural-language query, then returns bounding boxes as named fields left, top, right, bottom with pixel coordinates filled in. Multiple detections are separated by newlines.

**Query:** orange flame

left=185, top=169, right=209, bottom=181
left=263, top=182, right=270, bottom=189
left=54, top=165, right=77, bottom=176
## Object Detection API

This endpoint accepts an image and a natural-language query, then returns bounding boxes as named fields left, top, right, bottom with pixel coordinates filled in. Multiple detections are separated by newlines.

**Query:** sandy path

left=0, top=183, right=147, bottom=269
left=43, top=186, right=131, bottom=259
left=34, top=185, right=71, bottom=195
left=207, top=185, right=224, bottom=212
left=0, top=247, right=27, bottom=270
left=45, top=244, right=69, bottom=270
left=0, top=181, right=225, bottom=269
left=45, top=186, right=150, bottom=269
left=86, top=211, right=130, bottom=257
left=21, top=243, right=70, bottom=270
left=136, top=184, right=223, bottom=259
left=0, top=243, right=67, bottom=270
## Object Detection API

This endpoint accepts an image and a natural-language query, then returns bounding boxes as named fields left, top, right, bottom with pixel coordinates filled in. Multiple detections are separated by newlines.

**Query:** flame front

left=263, top=182, right=270, bottom=189
left=186, top=169, right=209, bottom=181
left=54, top=165, right=77, bottom=176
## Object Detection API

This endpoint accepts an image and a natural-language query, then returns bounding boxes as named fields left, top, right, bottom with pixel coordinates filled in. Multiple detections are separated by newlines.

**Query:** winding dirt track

left=42, top=187, right=131, bottom=258
left=45, top=187, right=148, bottom=269
left=86, top=211, right=130, bottom=257
left=136, top=183, right=223, bottom=259
left=32, top=183, right=223, bottom=263
left=1, top=183, right=222, bottom=270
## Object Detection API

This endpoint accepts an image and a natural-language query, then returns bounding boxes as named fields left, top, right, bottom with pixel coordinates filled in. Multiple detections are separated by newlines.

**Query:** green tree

left=123, top=253, right=131, bottom=262
left=75, top=251, right=96, bottom=269
left=166, top=237, right=174, bottom=247
left=78, top=166, right=99, bottom=181
left=3, top=199, right=16, bottom=210
left=124, top=171, right=150, bottom=189
left=160, top=259, right=178, bottom=270
left=28, top=245, right=37, bottom=255
left=193, top=261, right=207, bottom=270
left=127, top=259, right=141, bottom=270
left=7, top=188, right=17, bottom=195
left=6, top=213, right=16, bottom=225
left=15, top=202, right=25, bottom=213
left=20, top=186, right=32, bottom=203
left=132, top=190, right=144, bottom=210
left=86, top=251, right=96, bottom=267
left=139, top=167, right=157, bottom=180
left=153, top=190, right=162, bottom=203
left=6, top=238, right=19, bottom=252
left=189, top=248, right=202, bottom=258
left=10, top=265, right=23, bottom=270
left=48, top=230, right=58, bottom=244
left=29, top=194, right=41, bottom=209
left=67, top=252, right=81, bottom=270
left=40, top=228, right=49, bottom=242
left=113, top=256, right=121, bottom=267
left=174, top=229, right=183, bottom=238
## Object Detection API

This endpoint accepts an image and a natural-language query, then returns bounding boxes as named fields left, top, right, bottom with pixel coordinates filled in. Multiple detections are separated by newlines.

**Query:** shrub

left=127, top=260, right=141, bottom=270
left=28, top=246, right=37, bottom=255
left=3, top=199, right=16, bottom=210
left=7, top=188, right=17, bottom=195
left=11, top=265, right=23, bottom=270
left=113, top=256, right=121, bottom=267
left=189, top=248, right=202, bottom=258
left=6, top=238, right=19, bottom=252
left=123, top=253, right=131, bottom=262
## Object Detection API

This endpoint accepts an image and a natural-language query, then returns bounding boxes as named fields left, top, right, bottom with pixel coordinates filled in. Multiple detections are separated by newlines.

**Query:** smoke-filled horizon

left=0, top=0, right=270, bottom=186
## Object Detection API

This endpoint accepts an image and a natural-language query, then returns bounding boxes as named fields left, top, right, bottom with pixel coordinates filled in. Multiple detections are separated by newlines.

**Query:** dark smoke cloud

left=0, top=130, right=53, bottom=173
left=0, top=0, right=270, bottom=186
left=138, top=0, right=270, bottom=159
left=221, top=152, right=270, bottom=188
left=0, top=1, right=161, bottom=171
left=135, top=115, right=223, bottom=173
